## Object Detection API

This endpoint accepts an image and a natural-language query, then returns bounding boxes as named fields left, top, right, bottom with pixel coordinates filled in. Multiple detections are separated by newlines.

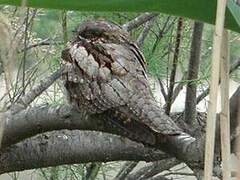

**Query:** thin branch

left=171, top=71, right=188, bottom=104
left=125, top=158, right=179, bottom=180
left=61, top=10, right=68, bottom=45
left=151, top=16, right=174, bottom=54
left=147, top=175, right=170, bottom=180
left=136, top=17, right=156, bottom=47
left=18, top=38, right=63, bottom=53
left=21, top=8, right=30, bottom=95
left=158, top=79, right=167, bottom=103
left=122, top=13, right=159, bottom=31
left=10, top=67, right=65, bottom=114
left=114, top=161, right=138, bottom=180
left=165, top=18, right=183, bottom=115
left=196, top=57, right=240, bottom=104
left=85, top=162, right=102, bottom=180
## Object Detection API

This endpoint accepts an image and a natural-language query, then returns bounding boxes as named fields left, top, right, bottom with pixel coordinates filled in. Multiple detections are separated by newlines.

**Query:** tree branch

left=114, top=161, right=139, bottom=180
left=0, top=130, right=165, bottom=174
left=122, top=13, right=159, bottom=31
left=184, top=22, right=204, bottom=125
left=125, top=158, right=179, bottom=180
left=2, top=86, right=239, bottom=175
left=196, top=57, right=240, bottom=104
left=136, top=17, right=156, bottom=47
left=10, top=67, right=64, bottom=114
left=18, top=38, right=63, bottom=53
left=165, top=18, right=183, bottom=115
left=2, top=102, right=202, bottom=169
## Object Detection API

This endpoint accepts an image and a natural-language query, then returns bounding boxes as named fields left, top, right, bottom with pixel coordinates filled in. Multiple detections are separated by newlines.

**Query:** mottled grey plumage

left=62, top=20, right=181, bottom=136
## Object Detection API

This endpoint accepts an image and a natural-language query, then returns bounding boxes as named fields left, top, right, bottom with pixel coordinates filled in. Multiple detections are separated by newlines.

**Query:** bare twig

left=0, top=12, right=14, bottom=150
left=136, top=17, right=156, bottom=47
left=125, top=158, right=179, bottom=180
left=22, top=8, right=30, bottom=95
left=85, top=162, right=102, bottom=180
left=114, top=161, right=138, bottom=180
left=151, top=16, right=174, bottom=54
left=122, top=13, right=159, bottom=31
left=196, top=57, right=240, bottom=104
left=18, top=38, right=63, bottom=53
left=147, top=175, right=170, bottom=180
left=10, top=67, right=64, bottom=114
left=171, top=71, right=188, bottom=104
left=165, top=18, right=183, bottom=115
left=158, top=79, right=167, bottom=103
left=61, top=10, right=68, bottom=45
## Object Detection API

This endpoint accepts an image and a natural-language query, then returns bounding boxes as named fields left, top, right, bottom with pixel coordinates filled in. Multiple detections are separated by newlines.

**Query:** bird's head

left=74, top=19, right=129, bottom=43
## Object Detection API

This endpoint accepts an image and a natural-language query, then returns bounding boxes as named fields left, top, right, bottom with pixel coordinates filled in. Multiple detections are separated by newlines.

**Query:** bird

left=61, top=19, right=182, bottom=141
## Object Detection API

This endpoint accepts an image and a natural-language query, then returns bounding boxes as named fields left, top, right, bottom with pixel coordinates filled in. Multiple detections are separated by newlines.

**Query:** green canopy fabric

left=0, top=0, right=239, bottom=33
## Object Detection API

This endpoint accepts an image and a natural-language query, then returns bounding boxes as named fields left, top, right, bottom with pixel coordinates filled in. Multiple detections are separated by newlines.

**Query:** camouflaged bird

left=61, top=20, right=182, bottom=137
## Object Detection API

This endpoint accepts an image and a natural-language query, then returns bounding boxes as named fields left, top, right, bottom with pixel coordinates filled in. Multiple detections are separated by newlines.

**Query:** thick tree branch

left=122, top=13, right=159, bottom=31
left=2, top=86, right=239, bottom=175
left=2, top=102, right=202, bottom=169
left=0, top=130, right=166, bottom=174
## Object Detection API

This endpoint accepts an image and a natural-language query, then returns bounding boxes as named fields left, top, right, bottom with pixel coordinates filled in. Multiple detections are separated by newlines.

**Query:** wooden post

left=237, top=102, right=240, bottom=180
left=220, top=30, right=231, bottom=180
left=203, top=0, right=227, bottom=178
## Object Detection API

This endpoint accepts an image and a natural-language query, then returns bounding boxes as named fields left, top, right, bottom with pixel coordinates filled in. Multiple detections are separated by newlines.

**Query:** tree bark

left=165, top=18, right=183, bottom=115
left=0, top=86, right=239, bottom=175
left=184, top=22, right=204, bottom=125
left=0, top=130, right=165, bottom=174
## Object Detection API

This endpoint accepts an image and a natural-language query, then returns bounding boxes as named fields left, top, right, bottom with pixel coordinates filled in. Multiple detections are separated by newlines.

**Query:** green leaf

left=0, top=0, right=239, bottom=33
left=227, top=0, right=240, bottom=28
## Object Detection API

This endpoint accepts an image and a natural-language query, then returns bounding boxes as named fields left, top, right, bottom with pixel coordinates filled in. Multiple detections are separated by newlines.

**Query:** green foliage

left=0, top=0, right=239, bottom=33
left=228, top=0, right=240, bottom=27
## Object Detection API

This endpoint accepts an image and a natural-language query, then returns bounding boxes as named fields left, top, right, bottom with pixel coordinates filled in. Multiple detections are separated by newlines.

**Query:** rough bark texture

left=0, top=85, right=239, bottom=174
left=165, top=18, right=183, bottom=115
left=0, top=130, right=165, bottom=174
left=184, top=22, right=204, bottom=126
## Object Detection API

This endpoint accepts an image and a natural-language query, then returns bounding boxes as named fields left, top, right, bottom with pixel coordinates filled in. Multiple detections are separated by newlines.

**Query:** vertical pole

left=220, top=30, right=231, bottom=180
left=203, top=0, right=227, bottom=179
left=237, top=102, right=240, bottom=180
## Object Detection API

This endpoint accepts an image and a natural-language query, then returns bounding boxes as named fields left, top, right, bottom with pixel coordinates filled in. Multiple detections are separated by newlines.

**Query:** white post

left=220, top=30, right=231, bottom=180
left=203, top=0, right=227, bottom=178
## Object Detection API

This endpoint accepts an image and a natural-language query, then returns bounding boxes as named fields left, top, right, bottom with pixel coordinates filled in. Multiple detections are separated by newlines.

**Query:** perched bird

left=61, top=20, right=182, bottom=140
